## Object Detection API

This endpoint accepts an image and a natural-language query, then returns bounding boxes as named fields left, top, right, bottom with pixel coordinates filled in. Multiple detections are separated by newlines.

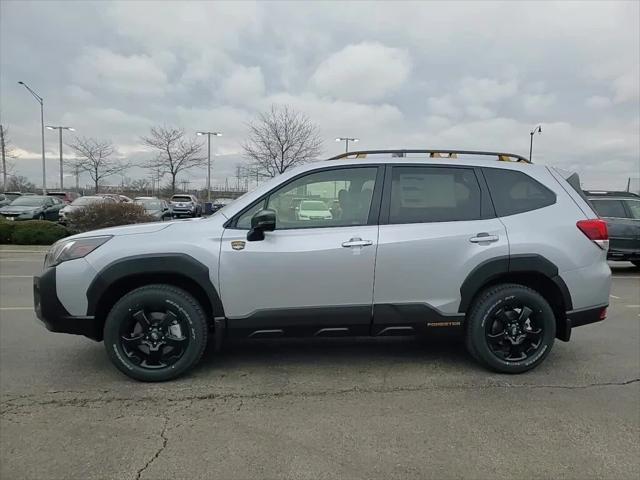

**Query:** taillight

left=577, top=219, right=609, bottom=250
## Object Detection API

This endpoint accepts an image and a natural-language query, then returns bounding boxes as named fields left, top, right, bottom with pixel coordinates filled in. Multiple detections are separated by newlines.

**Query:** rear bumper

left=607, top=249, right=640, bottom=261
left=557, top=304, right=608, bottom=341
left=33, top=268, right=102, bottom=341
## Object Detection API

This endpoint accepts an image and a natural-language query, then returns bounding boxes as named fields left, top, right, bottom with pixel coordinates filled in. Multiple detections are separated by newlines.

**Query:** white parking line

left=626, top=305, right=640, bottom=308
left=613, top=276, right=640, bottom=279
left=610, top=295, right=621, bottom=299
left=0, top=275, right=33, bottom=278
left=0, top=307, right=33, bottom=311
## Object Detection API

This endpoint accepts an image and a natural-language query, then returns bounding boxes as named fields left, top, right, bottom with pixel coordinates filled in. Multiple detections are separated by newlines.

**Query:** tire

left=38, top=213, right=45, bottom=220
left=465, top=283, right=556, bottom=374
left=103, top=284, right=208, bottom=382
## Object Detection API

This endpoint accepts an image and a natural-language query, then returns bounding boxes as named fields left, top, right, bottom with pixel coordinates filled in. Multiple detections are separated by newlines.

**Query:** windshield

left=136, top=200, right=162, bottom=209
left=171, top=196, right=192, bottom=202
left=300, top=201, right=328, bottom=211
left=71, top=196, right=102, bottom=206
left=10, top=196, right=47, bottom=206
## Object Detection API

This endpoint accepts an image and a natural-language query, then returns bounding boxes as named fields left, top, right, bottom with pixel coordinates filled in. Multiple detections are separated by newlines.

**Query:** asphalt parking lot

left=0, top=246, right=638, bottom=480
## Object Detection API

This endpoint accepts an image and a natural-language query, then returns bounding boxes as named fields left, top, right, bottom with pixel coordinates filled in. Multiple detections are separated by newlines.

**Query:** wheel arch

left=459, top=254, right=573, bottom=341
left=87, top=254, right=224, bottom=340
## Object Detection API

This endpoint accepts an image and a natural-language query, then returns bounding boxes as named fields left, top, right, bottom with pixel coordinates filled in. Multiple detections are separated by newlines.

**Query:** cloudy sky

left=1, top=0, right=638, bottom=190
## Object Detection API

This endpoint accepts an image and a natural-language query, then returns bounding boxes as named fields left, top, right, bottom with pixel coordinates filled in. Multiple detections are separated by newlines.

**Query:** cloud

left=310, top=42, right=412, bottom=101
left=585, top=96, right=612, bottom=109
left=221, top=66, right=266, bottom=105
left=522, top=93, right=556, bottom=115
left=71, top=47, right=169, bottom=97
left=458, top=77, right=518, bottom=105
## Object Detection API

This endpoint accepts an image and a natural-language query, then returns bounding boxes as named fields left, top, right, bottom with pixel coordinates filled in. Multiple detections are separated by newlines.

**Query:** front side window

left=483, top=168, right=556, bottom=217
left=234, top=167, right=378, bottom=229
left=590, top=199, right=629, bottom=218
left=389, top=166, right=481, bottom=224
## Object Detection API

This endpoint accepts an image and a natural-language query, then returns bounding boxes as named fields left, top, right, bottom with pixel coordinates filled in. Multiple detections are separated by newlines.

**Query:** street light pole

left=529, top=125, right=542, bottom=162
left=46, top=126, right=75, bottom=189
left=196, top=131, right=222, bottom=202
left=335, top=137, right=359, bottom=153
left=18, top=81, right=46, bottom=193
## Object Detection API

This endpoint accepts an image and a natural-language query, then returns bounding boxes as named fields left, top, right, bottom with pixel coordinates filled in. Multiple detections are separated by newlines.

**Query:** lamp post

left=529, top=125, right=542, bottom=162
left=196, top=131, right=222, bottom=202
left=46, top=126, right=75, bottom=189
left=335, top=137, right=359, bottom=153
left=18, top=81, right=46, bottom=193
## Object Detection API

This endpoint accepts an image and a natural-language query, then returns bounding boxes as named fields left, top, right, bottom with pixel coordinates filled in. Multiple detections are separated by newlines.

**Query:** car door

left=219, top=165, right=383, bottom=337
left=372, top=165, right=508, bottom=334
left=43, top=197, right=57, bottom=220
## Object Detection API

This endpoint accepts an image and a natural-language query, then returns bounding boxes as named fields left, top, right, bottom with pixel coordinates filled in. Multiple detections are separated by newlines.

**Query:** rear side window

left=389, top=166, right=482, bottom=223
left=590, top=199, right=629, bottom=218
left=484, top=168, right=555, bottom=217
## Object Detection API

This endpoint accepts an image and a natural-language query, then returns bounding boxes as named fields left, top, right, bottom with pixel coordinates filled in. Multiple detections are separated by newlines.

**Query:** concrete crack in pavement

left=135, top=414, right=170, bottom=480
left=2, top=378, right=638, bottom=413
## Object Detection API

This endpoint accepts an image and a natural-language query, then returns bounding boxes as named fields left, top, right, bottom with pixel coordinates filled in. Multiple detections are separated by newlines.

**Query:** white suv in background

left=34, top=150, right=611, bottom=381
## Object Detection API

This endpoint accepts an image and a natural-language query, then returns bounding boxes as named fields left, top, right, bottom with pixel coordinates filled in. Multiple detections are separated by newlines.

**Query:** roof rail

left=328, top=149, right=531, bottom=163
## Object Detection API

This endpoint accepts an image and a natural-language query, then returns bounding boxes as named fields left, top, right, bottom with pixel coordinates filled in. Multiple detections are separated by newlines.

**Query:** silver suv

left=34, top=150, right=611, bottom=381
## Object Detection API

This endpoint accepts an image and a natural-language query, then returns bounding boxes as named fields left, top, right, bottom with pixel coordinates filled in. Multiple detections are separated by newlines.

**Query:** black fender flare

left=86, top=253, right=224, bottom=318
left=458, top=254, right=573, bottom=313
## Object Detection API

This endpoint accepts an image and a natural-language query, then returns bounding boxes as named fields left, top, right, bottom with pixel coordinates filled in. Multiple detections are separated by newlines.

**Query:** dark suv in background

left=586, top=190, right=640, bottom=267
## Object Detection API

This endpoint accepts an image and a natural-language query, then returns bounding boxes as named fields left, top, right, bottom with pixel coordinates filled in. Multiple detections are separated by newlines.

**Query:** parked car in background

left=0, top=195, right=64, bottom=221
left=297, top=200, right=333, bottom=221
left=100, top=194, right=132, bottom=203
left=58, top=195, right=117, bottom=224
left=170, top=194, right=202, bottom=217
left=0, top=192, right=23, bottom=207
left=133, top=197, right=173, bottom=221
left=47, top=191, right=80, bottom=204
left=586, top=190, right=640, bottom=266
left=211, top=197, right=234, bottom=213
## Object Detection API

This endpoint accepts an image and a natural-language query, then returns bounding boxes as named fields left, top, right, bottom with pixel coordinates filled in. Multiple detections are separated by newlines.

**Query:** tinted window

left=484, top=168, right=556, bottom=216
left=590, top=199, right=629, bottom=218
left=624, top=200, right=640, bottom=219
left=389, top=167, right=481, bottom=223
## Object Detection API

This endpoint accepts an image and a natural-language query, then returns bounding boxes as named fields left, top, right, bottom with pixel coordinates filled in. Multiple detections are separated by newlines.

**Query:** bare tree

left=1, top=125, right=18, bottom=192
left=140, top=127, right=205, bottom=194
left=67, top=137, right=127, bottom=193
left=242, top=105, right=323, bottom=177
left=6, top=175, right=35, bottom=192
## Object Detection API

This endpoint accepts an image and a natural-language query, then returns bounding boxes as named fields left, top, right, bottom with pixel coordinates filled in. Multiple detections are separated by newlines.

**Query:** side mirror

left=247, top=209, right=276, bottom=241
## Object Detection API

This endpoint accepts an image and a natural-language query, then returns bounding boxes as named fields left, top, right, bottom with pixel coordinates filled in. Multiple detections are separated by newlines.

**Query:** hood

left=67, top=221, right=173, bottom=241
left=0, top=205, right=41, bottom=213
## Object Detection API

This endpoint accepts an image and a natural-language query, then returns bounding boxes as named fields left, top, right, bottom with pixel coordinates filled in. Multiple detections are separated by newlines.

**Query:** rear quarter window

left=483, top=168, right=556, bottom=217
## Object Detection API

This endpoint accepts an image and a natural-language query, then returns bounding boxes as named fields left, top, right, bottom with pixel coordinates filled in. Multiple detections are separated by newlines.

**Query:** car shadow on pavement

left=196, top=333, right=478, bottom=372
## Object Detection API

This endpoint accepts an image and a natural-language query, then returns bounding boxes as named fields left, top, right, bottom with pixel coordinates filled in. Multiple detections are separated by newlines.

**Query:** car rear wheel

left=103, top=284, right=208, bottom=382
left=37, top=213, right=45, bottom=220
left=465, top=283, right=555, bottom=374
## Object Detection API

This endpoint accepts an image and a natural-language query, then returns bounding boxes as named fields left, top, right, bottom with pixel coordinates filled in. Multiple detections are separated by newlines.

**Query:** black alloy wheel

left=104, top=284, right=208, bottom=381
left=466, top=283, right=556, bottom=373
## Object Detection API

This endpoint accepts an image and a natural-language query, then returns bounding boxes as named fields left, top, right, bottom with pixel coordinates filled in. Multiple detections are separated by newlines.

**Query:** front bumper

left=33, top=267, right=102, bottom=341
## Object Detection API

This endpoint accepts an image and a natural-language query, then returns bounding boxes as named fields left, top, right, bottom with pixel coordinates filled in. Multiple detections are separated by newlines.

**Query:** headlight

left=44, top=235, right=112, bottom=268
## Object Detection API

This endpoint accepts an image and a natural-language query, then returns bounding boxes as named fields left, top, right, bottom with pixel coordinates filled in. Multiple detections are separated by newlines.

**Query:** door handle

left=469, top=233, right=499, bottom=243
left=342, top=237, right=373, bottom=248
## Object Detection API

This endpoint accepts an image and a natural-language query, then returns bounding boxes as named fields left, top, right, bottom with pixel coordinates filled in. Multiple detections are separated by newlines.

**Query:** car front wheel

left=465, top=283, right=555, bottom=374
left=103, top=284, right=208, bottom=381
